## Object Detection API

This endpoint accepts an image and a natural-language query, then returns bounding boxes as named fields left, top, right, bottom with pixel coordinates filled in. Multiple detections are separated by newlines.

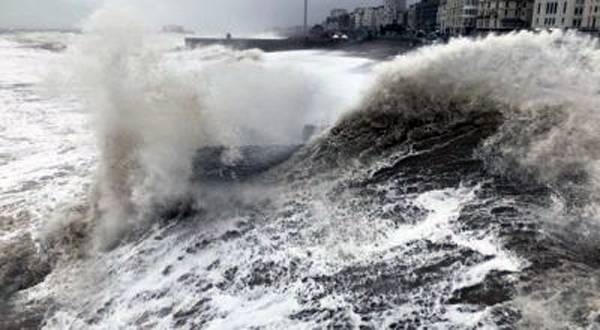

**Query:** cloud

left=0, top=0, right=99, bottom=29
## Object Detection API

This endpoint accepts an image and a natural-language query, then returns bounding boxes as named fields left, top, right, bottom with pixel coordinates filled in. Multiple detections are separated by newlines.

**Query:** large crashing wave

left=301, top=31, right=600, bottom=211
left=292, top=30, right=600, bottom=328
left=364, top=31, right=600, bottom=188
left=21, top=19, right=600, bottom=329
left=47, top=6, right=328, bottom=250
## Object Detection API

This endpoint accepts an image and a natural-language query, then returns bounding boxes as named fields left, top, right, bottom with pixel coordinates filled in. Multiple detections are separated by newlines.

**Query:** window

left=537, top=3, right=541, bottom=14
left=546, top=2, right=559, bottom=14
left=563, top=2, right=567, bottom=13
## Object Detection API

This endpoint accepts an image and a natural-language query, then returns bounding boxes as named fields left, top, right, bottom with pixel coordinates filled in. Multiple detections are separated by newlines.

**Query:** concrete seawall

left=184, top=37, right=340, bottom=52
left=184, top=37, right=420, bottom=59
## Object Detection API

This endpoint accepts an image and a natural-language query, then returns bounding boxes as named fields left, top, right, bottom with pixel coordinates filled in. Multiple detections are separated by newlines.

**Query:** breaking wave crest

left=332, top=30, right=600, bottom=210
left=364, top=31, right=600, bottom=185
left=52, top=6, right=324, bottom=250
left=298, top=31, right=600, bottom=327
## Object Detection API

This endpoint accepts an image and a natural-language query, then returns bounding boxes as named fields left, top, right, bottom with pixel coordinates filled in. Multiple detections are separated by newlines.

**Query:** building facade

left=581, top=0, right=600, bottom=30
left=438, top=0, right=448, bottom=30
left=325, top=9, right=351, bottom=31
left=353, top=7, right=368, bottom=29
left=531, top=0, right=599, bottom=30
left=408, top=4, right=418, bottom=28
left=440, top=0, right=479, bottom=34
left=477, top=0, right=534, bottom=31
left=352, top=6, right=385, bottom=31
left=384, top=0, right=408, bottom=24
left=330, top=9, right=349, bottom=18
left=366, top=6, right=386, bottom=29
left=417, top=0, right=442, bottom=31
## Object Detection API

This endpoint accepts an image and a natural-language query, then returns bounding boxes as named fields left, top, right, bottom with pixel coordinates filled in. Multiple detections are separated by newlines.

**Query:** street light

left=304, top=0, right=308, bottom=34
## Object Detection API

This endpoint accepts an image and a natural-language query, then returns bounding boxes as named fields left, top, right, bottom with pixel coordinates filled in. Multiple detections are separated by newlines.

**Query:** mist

left=0, top=0, right=381, bottom=33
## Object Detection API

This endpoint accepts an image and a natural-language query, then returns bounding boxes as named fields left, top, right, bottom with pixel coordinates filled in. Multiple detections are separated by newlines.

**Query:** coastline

left=185, top=37, right=421, bottom=60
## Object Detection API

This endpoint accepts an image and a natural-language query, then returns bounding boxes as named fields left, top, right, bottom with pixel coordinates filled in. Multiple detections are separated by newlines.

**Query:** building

left=477, top=0, right=534, bottom=31
left=352, top=6, right=385, bottom=31
left=438, top=0, right=448, bottom=29
left=409, top=0, right=441, bottom=32
left=408, top=4, right=418, bottom=29
left=581, top=0, right=600, bottom=30
left=367, top=6, right=386, bottom=29
left=325, top=9, right=352, bottom=31
left=351, top=7, right=366, bottom=29
left=440, top=0, right=479, bottom=34
left=417, top=0, right=442, bottom=31
left=330, top=9, right=349, bottom=18
left=384, top=0, right=408, bottom=24
left=531, top=0, right=599, bottom=30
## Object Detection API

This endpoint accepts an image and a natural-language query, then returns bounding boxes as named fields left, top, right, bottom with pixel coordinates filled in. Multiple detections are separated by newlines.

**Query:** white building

left=438, top=0, right=448, bottom=29
left=531, top=0, right=600, bottom=30
left=366, top=6, right=386, bottom=29
left=439, top=0, right=478, bottom=34
left=351, top=8, right=365, bottom=28
left=353, top=6, right=385, bottom=30
left=384, top=0, right=408, bottom=24
left=477, top=0, right=534, bottom=31
left=581, top=0, right=600, bottom=29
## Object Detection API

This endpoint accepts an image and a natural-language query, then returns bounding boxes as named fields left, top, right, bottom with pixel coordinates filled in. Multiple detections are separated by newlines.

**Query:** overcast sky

left=0, top=0, right=382, bottom=33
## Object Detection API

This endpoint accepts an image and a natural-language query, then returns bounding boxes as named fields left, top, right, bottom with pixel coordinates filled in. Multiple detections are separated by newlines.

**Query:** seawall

left=184, top=37, right=340, bottom=52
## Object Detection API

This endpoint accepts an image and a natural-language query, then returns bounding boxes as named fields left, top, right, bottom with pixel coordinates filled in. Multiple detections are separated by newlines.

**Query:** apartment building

left=440, top=0, right=479, bottom=34
left=325, top=9, right=351, bottom=31
left=384, top=0, right=408, bottom=24
left=352, top=6, right=385, bottom=30
left=581, top=0, right=600, bottom=29
left=531, top=0, right=599, bottom=29
left=477, top=0, right=534, bottom=31
left=438, top=0, right=448, bottom=30
left=419, top=0, right=442, bottom=31
left=409, top=0, right=441, bottom=31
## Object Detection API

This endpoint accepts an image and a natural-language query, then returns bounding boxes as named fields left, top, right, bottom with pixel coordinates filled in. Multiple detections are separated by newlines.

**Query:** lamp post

left=304, top=0, right=308, bottom=35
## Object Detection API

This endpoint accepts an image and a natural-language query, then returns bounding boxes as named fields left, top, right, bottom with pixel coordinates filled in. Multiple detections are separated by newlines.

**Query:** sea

left=2, top=11, right=600, bottom=330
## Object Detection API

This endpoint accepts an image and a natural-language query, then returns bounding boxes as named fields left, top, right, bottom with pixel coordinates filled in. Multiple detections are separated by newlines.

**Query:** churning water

left=3, top=7, right=600, bottom=330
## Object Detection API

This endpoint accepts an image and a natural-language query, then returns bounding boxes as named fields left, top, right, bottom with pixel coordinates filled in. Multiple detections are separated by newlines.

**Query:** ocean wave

left=4, top=14, right=600, bottom=328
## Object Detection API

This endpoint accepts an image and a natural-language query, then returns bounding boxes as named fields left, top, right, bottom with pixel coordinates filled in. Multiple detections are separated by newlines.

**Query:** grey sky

left=0, top=0, right=381, bottom=33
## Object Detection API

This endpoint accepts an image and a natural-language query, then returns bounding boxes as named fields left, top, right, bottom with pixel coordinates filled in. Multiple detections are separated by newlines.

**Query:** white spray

left=364, top=31, right=600, bottom=204
left=57, top=5, right=325, bottom=249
